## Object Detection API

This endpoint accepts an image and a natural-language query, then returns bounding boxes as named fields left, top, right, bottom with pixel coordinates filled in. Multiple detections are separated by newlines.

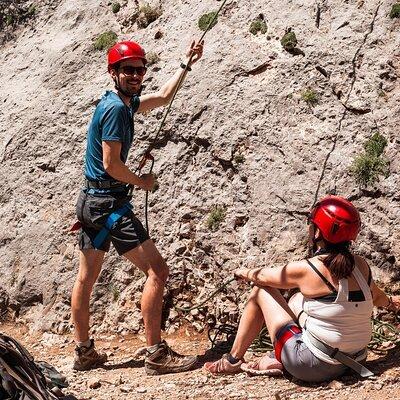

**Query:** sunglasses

left=119, top=65, right=147, bottom=76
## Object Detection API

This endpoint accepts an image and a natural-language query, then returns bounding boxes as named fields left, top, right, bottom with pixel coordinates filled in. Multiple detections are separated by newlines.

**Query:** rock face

left=0, top=0, right=399, bottom=334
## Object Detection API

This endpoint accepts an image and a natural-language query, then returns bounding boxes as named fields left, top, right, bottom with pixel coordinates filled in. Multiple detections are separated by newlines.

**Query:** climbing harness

left=132, top=0, right=230, bottom=235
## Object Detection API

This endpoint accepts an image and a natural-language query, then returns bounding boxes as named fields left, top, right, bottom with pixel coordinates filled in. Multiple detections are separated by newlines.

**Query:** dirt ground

left=1, top=323, right=400, bottom=400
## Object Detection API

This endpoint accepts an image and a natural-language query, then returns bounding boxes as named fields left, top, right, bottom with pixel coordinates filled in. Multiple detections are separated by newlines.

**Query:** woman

left=204, top=196, right=399, bottom=382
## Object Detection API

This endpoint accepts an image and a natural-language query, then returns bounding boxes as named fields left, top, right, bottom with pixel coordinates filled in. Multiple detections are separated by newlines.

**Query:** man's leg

left=123, top=239, right=197, bottom=374
left=71, top=249, right=105, bottom=342
left=123, top=239, right=168, bottom=346
left=71, top=249, right=107, bottom=370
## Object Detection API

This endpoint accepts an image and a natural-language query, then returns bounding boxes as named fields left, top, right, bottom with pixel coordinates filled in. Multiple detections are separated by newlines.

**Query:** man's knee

left=148, top=258, right=169, bottom=284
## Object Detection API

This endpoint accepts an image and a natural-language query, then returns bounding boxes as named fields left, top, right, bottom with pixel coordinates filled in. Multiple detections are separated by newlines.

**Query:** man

left=71, top=39, right=204, bottom=375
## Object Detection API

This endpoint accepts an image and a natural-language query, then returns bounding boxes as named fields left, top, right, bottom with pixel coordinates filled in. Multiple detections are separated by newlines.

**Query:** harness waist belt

left=306, top=332, right=373, bottom=378
left=86, top=180, right=127, bottom=189
left=274, top=325, right=302, bottom=363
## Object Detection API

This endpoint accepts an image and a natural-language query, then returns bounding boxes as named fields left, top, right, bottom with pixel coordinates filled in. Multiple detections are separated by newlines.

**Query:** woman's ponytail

left=322, top=241, right=355, bottom=280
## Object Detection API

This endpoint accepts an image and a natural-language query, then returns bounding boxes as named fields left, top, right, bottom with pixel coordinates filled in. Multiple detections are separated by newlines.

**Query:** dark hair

left=320, top=241, right=355, bottom=280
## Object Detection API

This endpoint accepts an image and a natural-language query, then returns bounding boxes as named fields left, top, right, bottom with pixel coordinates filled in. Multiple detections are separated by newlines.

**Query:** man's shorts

left=75, top=189, right=149, bottom=255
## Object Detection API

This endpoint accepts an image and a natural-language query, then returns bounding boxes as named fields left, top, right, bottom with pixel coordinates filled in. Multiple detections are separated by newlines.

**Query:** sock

left=227, top=353, right=241, bottom=364
left=147, top=341, right=163, bottom=354
left=77, top=339, right=92, bottom=348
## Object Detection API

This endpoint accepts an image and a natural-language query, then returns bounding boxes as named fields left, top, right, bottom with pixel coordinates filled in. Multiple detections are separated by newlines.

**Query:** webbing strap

left=92, top=203, right=133, bottom=249
left=307, top=332, right=373, bottom=378
left=306, top=259, right=337, bottom=293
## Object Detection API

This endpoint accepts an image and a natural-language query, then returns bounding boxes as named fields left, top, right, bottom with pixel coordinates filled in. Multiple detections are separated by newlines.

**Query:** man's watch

left=180, top=62, right=192, bottom=72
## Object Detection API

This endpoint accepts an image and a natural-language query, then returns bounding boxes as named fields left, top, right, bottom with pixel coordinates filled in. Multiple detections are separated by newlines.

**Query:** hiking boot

left=73, top=339, right=107, bottom=371
left=144, top=340, right=198, bottom=375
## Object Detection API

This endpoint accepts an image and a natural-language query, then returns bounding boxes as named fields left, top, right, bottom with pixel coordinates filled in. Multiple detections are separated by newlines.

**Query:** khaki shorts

left=75, top=190, right=149, bottom=255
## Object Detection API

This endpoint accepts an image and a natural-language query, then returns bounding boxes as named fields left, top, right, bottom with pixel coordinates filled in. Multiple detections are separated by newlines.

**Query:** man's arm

left=137, top=67, right=189, bottom=112
left=137, top=40, right=204, bottom=113
left=102, top=141, right=154, bottom=191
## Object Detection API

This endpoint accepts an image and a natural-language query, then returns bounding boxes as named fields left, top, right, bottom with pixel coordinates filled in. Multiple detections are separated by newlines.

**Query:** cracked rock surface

left=0, top=0, right=399, bottom=335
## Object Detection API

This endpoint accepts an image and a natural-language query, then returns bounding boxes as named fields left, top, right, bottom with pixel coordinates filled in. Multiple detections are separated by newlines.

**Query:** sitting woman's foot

left=204, top=353, right=243, bottom=374
left=241, top=353, right=283, bottom=376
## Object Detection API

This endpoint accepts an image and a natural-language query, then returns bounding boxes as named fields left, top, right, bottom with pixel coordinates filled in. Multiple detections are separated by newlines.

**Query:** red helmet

left=107, top=41, right=147, bottom=70
left=309, top=196, right=361, bottom=244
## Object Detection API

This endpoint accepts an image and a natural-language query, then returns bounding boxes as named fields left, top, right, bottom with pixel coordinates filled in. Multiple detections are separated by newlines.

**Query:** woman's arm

left=370, top=281, right=400, bottom=311
left=234, top=261, right=306, bottom=289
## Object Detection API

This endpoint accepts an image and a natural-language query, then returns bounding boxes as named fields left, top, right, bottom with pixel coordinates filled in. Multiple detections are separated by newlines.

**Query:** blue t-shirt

left=84, top=91, right=140, bottom=183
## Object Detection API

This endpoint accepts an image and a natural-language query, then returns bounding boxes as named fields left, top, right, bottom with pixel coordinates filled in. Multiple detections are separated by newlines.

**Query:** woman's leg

left=204, top=286, right=264, bottom=373
left=254, top=286, right=297, bottom=342
left=229, top=286, right=266, bottom=359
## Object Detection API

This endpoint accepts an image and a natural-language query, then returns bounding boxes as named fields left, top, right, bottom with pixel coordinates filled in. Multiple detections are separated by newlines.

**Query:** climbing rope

left=208, top=316, right=400, bottom=355
left=175, top=277, right=236, bottom=313
left=134, top=0, right=231, bottom=234
left=369, top=316, right=400, bottom=353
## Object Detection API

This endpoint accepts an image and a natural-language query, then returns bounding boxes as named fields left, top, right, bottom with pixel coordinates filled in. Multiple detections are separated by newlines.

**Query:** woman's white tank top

left=302, top=266, right=373, bottom=365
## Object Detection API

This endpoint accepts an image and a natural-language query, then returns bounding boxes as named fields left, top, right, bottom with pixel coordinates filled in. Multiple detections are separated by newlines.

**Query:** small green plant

left=249, top=19, right=268, bottom=35
left=206, top=206, right=226, bottom=231
left=234, top=154, right=245, bottom=164
left=146, top=51, right=160, bottom=65
left=281, top=30, right=297, bottom=52
left=363, top=131, right=387, bottom=157
left=378, top=89, right=386, bottom=98
left=108, top=283, right=120, bottom=302
left=351, top=154, right=389, bottom=187
left=93, top=31, right=118, bottom=51
left=112, top=2, right=121, bottom=13
left=0, top=1, right=37, bottom=31
left=351, top=132, right=389, bottom=188
left=26, top=5, right=36, bottom=17
left=198, top=11, right=218, bottom=32
left=390, top=3, right=400, bottom=18
left=137, top=3, right=162, bottom=28
left=301, top=89, right=319, bottom=106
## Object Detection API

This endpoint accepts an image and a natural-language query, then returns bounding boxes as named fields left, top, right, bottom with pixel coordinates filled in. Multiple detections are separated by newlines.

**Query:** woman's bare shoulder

left=354, top=254, right=371, bottom=277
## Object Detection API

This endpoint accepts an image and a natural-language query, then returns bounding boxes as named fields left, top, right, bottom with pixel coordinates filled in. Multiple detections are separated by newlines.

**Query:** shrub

left=0, top=0, right=37, bottom=31
left=137, top=3, right=162, bottom=28
left=363, top=131, right=387, bottom=157
left=93, top=31, right=118, bottom=51
left=281, top=30, right=297, bottom=52
left=390, top=3, right=400, bottom=18
left=108, top=283, right=120, bottom=302
left=112, top=2, right=121, bottom=14
left=146, top=51, right=160, bottom=65
left=26, top=4, right=36, bottom=17
left=351, top=154, right=389, bottom=188
left=301, top=89, right=319, bottom=106
left=351, top=132, right=389, bottom=188
left=249, top=19, right=267, bottom=35
left=234, top=154, right=245, bottom=164
left=206, top=206, right=226, bottom=231
left=198, top=11, right=218, bottom=32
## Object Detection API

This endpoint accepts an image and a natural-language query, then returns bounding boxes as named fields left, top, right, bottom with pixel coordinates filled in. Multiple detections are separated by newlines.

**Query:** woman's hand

left=388, top=295, right=400, bottom=312
left=234, top=268, right=251, bottom=282
left=185, top=40, right=204, bottom=66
